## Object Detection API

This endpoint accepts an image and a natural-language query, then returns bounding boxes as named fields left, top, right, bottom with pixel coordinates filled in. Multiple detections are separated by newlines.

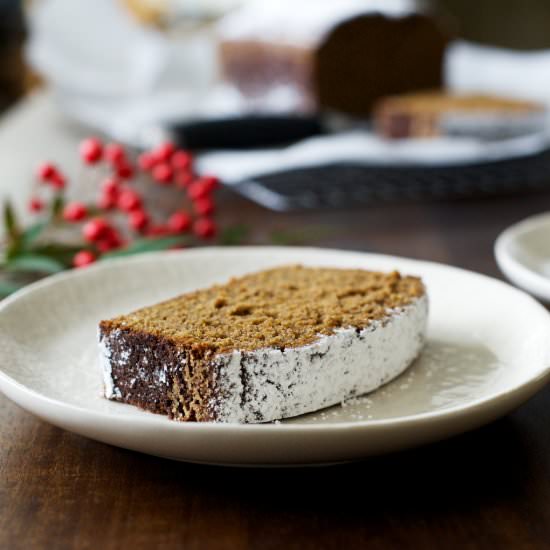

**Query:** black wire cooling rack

left=232, top=147, right=550, bottom=211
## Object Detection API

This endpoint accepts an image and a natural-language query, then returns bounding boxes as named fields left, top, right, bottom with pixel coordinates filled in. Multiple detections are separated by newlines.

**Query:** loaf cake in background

left=373, top=91, right=547, bottom=139
left=99, top=265, right=428, bottom=423
left=217, top=0, right=450, bottom=116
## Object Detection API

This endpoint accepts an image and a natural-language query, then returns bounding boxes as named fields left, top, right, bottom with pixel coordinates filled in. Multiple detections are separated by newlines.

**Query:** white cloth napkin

left=197, top=129, right=550, bottom=183
left=447, top=41, right=550, bottom=106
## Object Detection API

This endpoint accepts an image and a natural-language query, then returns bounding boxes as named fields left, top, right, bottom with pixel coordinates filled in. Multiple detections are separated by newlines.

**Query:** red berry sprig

left=29, top=138, right=221, bottom=268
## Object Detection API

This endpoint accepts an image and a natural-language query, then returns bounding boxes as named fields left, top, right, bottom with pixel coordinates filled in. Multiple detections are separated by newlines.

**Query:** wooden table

left=2, top=92, right=550, bottom=549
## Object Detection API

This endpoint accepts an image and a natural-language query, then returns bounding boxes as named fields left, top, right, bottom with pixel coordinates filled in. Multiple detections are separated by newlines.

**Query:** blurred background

left=4, top=0, right=550, bottom=114
left=3, top=0, right=550, bottom=114
left=3, top=0, right=550, bottom=213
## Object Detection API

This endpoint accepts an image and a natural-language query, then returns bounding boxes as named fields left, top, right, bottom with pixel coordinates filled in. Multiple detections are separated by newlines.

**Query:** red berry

left=97, top=193, right=116, bottom=210
left=97, top=228, right=123, bottom=252
left=194, top=197, right=215, bottom=216
left=82, top=218, right=109, bottom=242
left=105, top=228, right=123, bottom=247
left=152, top=163, right=173, bottom=184
left=116, top=162, right=134, bottom=180
left=117, top=189, right=142, bottom=212
left=36, top=162, right=57, bottom=182
left=193, top=217, right=217, bottom=239
left=198, top=175, right=219, bottom=192
left=101, top=177, right=120, bottom=197
left=50, top=172, right=66, bottom=189
left=105, top=227, right=123, bottom=246
left=137, top=152, right=156, bottom=171
left=28, top=197, right=44, bottom=212
left=98, top=240, right=123, bottom=252
left=80, top=137, right=103, bottom=164
left=129, top=209, right=149, bottom=231
left=168, top=211, right=191, bottom=233
left=63, top=201, right=88, bottom=222
left=146, top=224, right=170, bottom=237
left=175, top=171, right=193, bottom=189
left=73, top=250, right=96, bottom=268
left=188, top=180, right=210, bottom=201
left=153, top=142, right=175, bottom=163
left=96, top=240, right=115, bottom=253
left=104, top=143, right=125, bottom=164
left=172, top=151, right=192, bottom=171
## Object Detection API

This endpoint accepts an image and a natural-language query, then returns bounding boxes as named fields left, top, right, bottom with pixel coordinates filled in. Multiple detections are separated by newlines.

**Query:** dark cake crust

left=100, top=327, right=219, bottom=421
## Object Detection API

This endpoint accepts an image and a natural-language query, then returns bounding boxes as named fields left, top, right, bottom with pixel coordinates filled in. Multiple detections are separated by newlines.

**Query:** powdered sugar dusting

left=98, top=328, right=125, bottom=399
left=212, top=295, right=428, bottom=423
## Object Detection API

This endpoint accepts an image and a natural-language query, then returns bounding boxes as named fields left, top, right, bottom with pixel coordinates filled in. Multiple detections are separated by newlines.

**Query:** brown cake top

left=375, top=92, right=544, bottom=115
left=100, top=265, right=425, bottom=352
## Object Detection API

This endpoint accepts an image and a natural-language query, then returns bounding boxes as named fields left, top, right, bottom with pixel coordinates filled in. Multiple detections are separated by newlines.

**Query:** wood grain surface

left=2, top=187, right=550, bottom=549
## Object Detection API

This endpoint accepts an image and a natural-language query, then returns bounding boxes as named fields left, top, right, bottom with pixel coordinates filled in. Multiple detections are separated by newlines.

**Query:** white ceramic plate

left=495, top=212, right=550, bottom=303
left=1, top=247, right=550, bottom=466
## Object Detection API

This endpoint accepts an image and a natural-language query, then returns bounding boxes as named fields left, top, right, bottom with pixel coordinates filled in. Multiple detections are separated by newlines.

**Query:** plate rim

left=1, top=245, right=550, bottom=433
left=495, top=211, right=550, bottom=302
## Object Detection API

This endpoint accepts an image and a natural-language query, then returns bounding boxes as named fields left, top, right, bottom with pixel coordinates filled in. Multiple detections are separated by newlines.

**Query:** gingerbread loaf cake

left=373, top=91, right=546, bottom=139
left=217, top=0, right=450, bottom=116
left=99, top=266, right=428, bottom=423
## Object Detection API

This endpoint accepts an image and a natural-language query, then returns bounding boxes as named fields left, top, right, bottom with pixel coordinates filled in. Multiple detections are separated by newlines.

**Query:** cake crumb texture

left=100, top=265, right=425, bottom=352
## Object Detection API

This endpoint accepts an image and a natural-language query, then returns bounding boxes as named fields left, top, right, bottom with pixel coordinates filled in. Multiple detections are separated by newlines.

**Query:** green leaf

left=3, top=201, right=19, bottom=241
left=219, top=224, right=249, bottom=246
left=102, top=236, right=187, bottom=259
left=50, top=194, right=65, bottom=219
left=4, top=201, right=22, bottom=260
left=31, top=244, right=82, bottom=266
left=5, top=253, right=66, bottom=274
left=0, top=280, right=24, bottom=298
left=19, top=221, right=47, bottom=250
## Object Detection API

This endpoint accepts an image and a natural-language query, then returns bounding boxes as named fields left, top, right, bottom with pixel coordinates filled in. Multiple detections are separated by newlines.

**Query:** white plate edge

left=1, top=245, right=550, bottom=433
left=495, top=212, right=550, bottom=301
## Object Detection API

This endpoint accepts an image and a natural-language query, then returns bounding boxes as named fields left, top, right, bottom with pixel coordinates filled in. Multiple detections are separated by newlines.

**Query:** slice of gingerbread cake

left=98, top=265, right=428, bottom=423
left=373, top=91, right=546, bottom=140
